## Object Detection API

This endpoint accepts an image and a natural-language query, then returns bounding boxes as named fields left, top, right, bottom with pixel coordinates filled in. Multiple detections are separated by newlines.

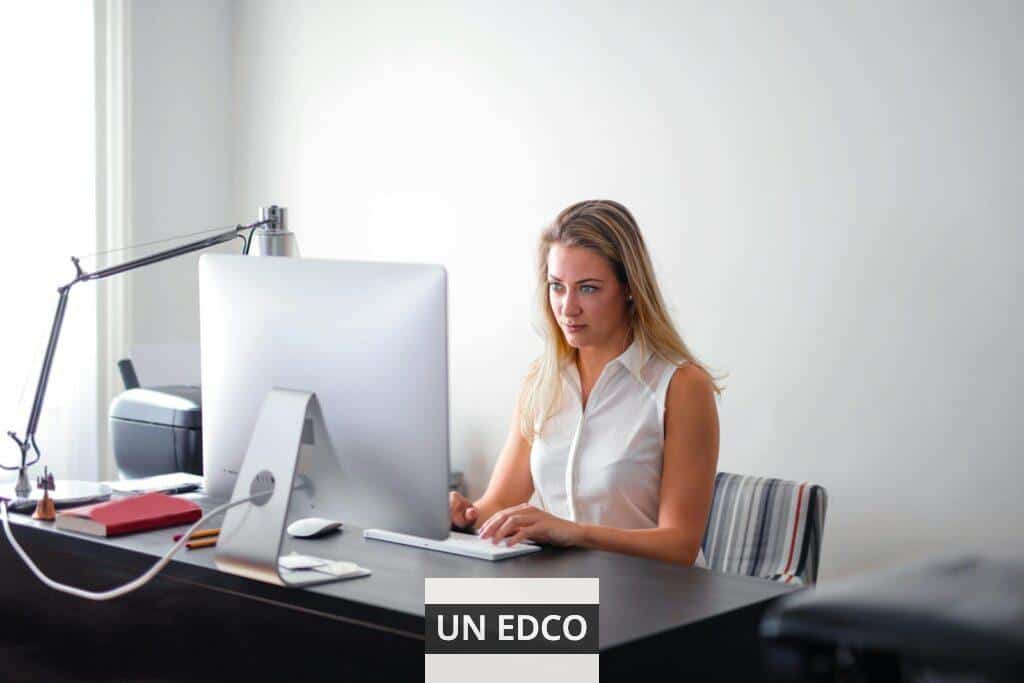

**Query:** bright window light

left=0, top=4, right=98, bottom=482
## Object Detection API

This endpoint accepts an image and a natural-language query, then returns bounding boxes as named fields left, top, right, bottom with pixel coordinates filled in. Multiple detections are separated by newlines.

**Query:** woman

left=450, top=200, right=721, bottom=566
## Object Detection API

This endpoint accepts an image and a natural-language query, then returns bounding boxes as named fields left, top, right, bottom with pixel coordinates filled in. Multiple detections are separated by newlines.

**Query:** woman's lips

left=565, top=324, right=587, bottom=333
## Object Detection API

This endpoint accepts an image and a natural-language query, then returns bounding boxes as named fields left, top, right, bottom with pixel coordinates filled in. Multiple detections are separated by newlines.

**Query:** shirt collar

left=614, top=336, right=652, bottom=382
left=562, top=336, right=651, bottom=389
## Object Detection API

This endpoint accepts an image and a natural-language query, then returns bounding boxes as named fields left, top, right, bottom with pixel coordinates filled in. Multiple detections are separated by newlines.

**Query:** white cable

left=0, top=494, right=261, bottom=601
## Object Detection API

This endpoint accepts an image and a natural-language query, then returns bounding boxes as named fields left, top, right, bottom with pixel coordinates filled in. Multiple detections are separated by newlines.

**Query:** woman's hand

left=477, top=503, right=584, bottom=547
left=449, top=491, right=479, bottom=531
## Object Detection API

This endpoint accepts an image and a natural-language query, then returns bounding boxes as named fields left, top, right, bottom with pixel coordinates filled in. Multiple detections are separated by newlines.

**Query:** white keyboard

left=363, top=529, right=541, bottom=561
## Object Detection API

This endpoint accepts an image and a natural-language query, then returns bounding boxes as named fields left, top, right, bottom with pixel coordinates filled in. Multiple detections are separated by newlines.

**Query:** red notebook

left=55, top=492, right=202, bottom=537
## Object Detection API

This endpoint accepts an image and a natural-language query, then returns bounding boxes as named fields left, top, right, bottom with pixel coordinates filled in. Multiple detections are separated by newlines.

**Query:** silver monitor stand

left=215, top=388, right=368, bottom=587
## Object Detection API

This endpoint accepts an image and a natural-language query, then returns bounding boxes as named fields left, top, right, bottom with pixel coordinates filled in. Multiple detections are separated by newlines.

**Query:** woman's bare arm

left=576, top=364, right=719, bottom=565
left=466, top=387, right=535, bottom=531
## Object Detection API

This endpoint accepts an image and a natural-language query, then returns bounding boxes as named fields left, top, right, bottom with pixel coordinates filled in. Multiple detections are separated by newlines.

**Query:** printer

left=108, top=359, right=203, bottom=478
left=107, top=361, right=468, bottom=488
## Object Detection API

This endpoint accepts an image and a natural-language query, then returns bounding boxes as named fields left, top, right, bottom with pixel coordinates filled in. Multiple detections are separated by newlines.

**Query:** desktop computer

left=198, top=254, right=451, bottom=541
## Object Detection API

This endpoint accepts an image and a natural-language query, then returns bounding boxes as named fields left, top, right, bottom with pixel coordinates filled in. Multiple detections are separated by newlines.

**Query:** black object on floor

left=760, top=554, right=1024, bottom=682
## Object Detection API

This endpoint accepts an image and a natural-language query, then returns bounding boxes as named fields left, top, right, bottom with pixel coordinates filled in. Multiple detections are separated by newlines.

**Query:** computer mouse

left=286, top=517, right=343, bottom=539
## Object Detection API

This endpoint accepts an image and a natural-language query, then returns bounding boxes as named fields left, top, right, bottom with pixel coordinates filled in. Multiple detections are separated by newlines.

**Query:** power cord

left=0, top=493, right=264, bottom=601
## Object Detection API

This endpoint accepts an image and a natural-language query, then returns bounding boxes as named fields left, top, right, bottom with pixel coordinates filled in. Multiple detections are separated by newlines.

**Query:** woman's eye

left=581, top=285, right=597, bottom=294
left=548, top=282, right=564, bottom=292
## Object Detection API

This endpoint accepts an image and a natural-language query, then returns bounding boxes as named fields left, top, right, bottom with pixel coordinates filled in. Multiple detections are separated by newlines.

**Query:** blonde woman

left=450, top=200, right=720, bottom=567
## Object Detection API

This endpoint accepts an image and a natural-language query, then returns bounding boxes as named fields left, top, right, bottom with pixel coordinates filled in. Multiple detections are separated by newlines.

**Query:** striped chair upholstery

left=700, top=472, right=828, bottom=585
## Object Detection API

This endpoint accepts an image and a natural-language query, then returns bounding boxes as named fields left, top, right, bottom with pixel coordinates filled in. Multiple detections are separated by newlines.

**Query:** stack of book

left=55, top=492, right=201, bottom=537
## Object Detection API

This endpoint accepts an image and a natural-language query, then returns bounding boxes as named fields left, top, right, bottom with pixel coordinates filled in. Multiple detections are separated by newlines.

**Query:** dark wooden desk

left=0, top=495, right=797, bottom=681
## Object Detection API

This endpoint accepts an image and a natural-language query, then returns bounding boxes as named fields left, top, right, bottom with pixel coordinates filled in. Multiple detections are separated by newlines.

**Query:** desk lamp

left=2, top=205, right=298, bottom=503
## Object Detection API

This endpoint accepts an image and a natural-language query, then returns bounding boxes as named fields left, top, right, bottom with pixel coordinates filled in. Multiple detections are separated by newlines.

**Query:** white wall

left=133, top=1, right=1024, bottom=580
left=128, top=0, right=236, bottom=356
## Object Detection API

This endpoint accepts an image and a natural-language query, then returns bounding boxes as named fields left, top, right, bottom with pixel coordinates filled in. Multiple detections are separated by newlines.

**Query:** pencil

left=186, top=537, right=218, bottom=550
left=175, top=528, right=220, bottom=542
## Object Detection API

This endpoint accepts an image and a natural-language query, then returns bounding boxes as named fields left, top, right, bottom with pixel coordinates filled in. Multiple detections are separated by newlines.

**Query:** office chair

left=701, top=472, right=828, bottom=585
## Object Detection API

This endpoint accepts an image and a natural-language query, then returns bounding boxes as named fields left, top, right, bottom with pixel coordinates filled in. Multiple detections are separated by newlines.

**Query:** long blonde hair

left=518, top=200, right=722, bottom=440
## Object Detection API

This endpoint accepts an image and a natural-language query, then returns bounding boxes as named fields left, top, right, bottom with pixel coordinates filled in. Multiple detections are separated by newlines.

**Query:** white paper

left=278, top=553, right=330, bottom=570
left=311, top=561, right=371, bottom=578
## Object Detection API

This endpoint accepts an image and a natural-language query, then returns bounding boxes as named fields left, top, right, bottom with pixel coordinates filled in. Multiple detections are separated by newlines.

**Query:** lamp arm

left=73, top=223, right=254, bottom=282
left=4, top=221, right=266, bottom=489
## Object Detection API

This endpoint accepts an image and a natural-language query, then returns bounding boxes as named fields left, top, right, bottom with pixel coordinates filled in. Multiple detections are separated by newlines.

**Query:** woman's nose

left=562, top=291, right=582, bottom=317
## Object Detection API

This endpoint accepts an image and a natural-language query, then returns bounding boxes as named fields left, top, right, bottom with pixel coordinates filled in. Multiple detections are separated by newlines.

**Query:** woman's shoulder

left=665, top=363, right=717, bottom=418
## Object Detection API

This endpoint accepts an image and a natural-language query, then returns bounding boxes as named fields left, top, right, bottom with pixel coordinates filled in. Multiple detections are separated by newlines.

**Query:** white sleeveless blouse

left=529, top=339, right=708, bottom=568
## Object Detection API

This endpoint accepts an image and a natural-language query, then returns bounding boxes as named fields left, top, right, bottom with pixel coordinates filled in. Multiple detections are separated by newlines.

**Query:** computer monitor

left=198, top=253, right=450, bottom=540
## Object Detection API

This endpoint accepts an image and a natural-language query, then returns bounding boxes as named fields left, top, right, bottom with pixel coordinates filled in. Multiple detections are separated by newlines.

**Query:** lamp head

left=250, top=205, right=299, bottom=257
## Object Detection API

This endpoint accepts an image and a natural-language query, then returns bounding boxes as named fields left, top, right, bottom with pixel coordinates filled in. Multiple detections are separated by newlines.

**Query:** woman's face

left=547, top=243, right=631, bottom=350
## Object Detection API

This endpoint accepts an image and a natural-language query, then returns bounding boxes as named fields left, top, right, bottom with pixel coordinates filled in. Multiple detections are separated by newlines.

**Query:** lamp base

left=0, top=480, right=111, bottom=513
left=15, top=467, right=31, bottom=498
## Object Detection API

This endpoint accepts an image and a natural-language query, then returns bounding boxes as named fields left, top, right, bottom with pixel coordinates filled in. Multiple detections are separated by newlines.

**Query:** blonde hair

left=518, top=200, right=723, bottom=440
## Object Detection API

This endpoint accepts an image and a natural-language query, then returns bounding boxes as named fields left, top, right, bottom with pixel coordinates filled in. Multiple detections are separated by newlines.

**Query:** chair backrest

left=701, top=472, right=828, bottom=585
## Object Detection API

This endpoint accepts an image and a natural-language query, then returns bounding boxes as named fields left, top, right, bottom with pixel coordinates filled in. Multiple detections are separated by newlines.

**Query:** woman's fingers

left=490, top=513, right=531, bottom=544
left=449, top=492, right=475, bottom=528
left=479, top=509, right=511, bottom=539
left=490, top=515, right=520, bottom=543
left=478, top=513, right=503, bottom=539
left=505, top=526, right=534, bottom=547
left=448, top=491, right=463, bottom=523
left=479, top=503, right=529, bottom=539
